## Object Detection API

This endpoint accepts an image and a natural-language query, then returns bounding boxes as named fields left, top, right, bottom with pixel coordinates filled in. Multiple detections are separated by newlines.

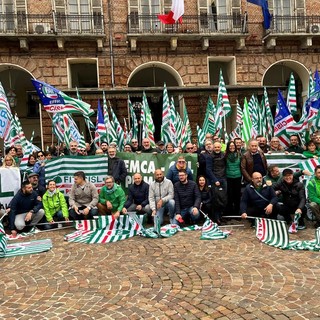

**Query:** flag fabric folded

left=200, top=218, right=230, bottom=240
left=247, top=0, right=272, bottom=29
left=0, top=222, right=52, bottom=258
left=256, top=218, right=320, bottom=251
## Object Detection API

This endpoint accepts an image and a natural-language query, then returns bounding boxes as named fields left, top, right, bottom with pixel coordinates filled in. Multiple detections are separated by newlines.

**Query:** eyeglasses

left=186, top=147, right=193, bottom=150
left=38, top=154, right=45, bottom=157
left=178, top=161, right=186, bottom=163
left=132, top=141, right=138, bottom=144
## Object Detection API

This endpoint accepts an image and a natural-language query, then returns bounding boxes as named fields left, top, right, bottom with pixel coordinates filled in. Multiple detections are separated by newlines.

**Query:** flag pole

left=38, top=102, right=44, bottom=150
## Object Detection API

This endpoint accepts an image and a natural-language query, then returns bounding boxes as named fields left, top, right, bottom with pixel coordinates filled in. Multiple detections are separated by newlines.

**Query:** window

left=0, top=0, right=26, bottom=33
left=208, top=57, right=236, bottom=85
left=198, top=0, right=241, bottom=32
left=268, top=0, right=306, bottom=32
left=68, top=59, right=98, bottom=88
left=54, top=0, right=102, bottom=33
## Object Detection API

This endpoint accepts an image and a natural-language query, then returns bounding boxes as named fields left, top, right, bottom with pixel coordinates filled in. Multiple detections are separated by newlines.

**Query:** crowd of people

left=3, top=130, right=320, bottom=237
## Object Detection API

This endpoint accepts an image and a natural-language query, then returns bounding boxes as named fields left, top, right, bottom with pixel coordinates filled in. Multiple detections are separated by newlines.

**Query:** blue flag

left=31, top=79, right=94, bottom=116
left=247, top=0, right=271, bottom=29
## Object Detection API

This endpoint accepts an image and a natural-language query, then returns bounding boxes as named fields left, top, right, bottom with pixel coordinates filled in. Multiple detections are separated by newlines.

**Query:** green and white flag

left=217, top=69, right=231, bottom=117
left=110, top=105, right=125, bottom=150
left=202, top=96, right=216, bottom=134
left=181, top=104, right=192, bottom=149
left=200, top=218, right=230, bottom=240
left=160, top=83, right=171, bottom=144
left=241, top=98, right=253, bottom=145
left=128, top=96, right=139, bottom=141
left=141, top=92, right=155, bottom=147
left=103, top=92, right=117, bottom=144
left=287, top=72, right=297, bottom=116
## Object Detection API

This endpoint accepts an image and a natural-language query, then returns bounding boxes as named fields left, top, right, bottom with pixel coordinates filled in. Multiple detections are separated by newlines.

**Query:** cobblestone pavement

left=1, top=221, right=320, bottom=320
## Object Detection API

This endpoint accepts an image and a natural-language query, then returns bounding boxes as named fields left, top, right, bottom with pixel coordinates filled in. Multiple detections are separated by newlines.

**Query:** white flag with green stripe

left=287, top=72, right=297, bottom=115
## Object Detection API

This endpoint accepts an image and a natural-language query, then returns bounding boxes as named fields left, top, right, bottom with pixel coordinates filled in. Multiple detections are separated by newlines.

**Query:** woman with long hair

left=197, top=175, right=212, bottom=221
left=1, top=155, right=17, bottom=168
left=225, top=140, right=242, bottom=216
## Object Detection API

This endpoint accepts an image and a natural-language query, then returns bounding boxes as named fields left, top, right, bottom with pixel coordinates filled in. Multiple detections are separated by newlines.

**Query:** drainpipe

left=107, top=0, right=115, bottom=88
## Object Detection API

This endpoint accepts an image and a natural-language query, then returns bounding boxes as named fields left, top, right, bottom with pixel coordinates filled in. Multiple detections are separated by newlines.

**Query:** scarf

left=105, top=184, right=117, bottom=194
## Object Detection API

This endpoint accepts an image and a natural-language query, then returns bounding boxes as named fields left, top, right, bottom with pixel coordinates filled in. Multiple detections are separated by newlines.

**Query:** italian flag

left=158, top=0, right=184, bottom=24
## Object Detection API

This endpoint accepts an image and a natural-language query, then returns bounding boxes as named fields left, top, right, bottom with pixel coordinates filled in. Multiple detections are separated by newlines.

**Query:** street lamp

left=7, top=89, right=16, bottom=110
left=7, top=68, right=17, bottom=110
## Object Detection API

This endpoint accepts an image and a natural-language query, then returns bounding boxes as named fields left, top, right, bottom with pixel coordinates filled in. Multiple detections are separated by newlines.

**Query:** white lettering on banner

left=124, top=160, right=156, bottom=174
left=125, top=175, right=154, bottom=188
left=63, top=175, right=104, bottom=184
left=45, top=105, right=64, bottom=112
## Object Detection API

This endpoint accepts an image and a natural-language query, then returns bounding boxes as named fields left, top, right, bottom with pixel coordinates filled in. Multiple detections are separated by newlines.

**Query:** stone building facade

left=0, top=0, right=320, bottom=147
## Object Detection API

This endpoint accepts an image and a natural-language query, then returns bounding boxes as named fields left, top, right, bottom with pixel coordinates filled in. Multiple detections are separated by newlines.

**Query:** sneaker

left=289, top=223, right=297, bottom=234
left=297, top=225, right=306, bottom=230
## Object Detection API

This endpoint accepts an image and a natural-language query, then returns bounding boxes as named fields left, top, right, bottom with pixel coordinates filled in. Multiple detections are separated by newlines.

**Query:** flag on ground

left=200, top=218, right=230, bottom=240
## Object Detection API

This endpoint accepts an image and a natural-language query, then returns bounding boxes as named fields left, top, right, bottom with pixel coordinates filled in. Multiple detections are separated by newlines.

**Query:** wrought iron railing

left=127, top=14, right=248, bottom=34
left=269, top=15, right=320, bottom=34
left=0, top=13, right=104, bottom=35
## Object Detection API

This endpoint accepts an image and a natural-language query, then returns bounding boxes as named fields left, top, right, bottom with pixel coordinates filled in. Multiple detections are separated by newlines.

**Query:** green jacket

left=226, top=154, right=241, bottom=178
left=303, top=150, right=320, bottom=158
left=99, top=184, right=126, bottom=213
left=42, top=189, right=69, bottom=221
left=307, top=177, right=320, bottom=205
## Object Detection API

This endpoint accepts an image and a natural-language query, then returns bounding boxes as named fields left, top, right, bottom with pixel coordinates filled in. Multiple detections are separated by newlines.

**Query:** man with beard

left=173, top=170, right=201, bottom=226
left=28, top=172, right=46, bottom=199
left=149, top=169, right=175, bottom=225
left=8, top=181, right=45, bottom=237
left=257, top=136, right=270, bottom=153
left=122, top=173, right=151, bottom=216
left=100, top=142, right=109, bottom=154
left=107, top=146, right=127, bottom=185
left=241, top=172, right=279, bottom=220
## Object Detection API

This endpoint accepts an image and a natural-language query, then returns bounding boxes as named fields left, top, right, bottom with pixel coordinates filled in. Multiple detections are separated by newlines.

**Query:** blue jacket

left=240, top=183, right=278, bottom=214
left=124, top=180, right=150, bottom=208
left=9, top=189, right=43, bottom=230
left=174, top=180, right=201, bottom=213
left=33, top=161, right=46, bottom=188
left=166, top=164, right=193, bottom=184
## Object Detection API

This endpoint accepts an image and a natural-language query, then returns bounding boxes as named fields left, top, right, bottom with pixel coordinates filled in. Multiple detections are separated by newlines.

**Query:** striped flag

left=256, top=218, right=289, bottom=249
left=255, top=217, right=320, bottom=251
left=19, top=131, right=35, bottom=173
left=274, top=90, right=293, bottom=147
left=181, top=104, right=192, bottom=149
left=175, top=110, right=183, bottom=147
left=0, top=82, right=13, bottom=141
left=308, top=69, right=315, bottom=98
left=141, top=92, right=155, bottom=147
left=197, top=125, right=206, bottom=146
left=110, top=105, right=125, bottom=150
left=248, top=95, right=258, bottom=138
left=94, top=99, right=107, bottom=146
left=76, top=87, right=95, bottom=130
left=200, top=218, right=230, bottom=240
left=123, top=117, right=130, bottom=144
left=128, top=97, right=139, bottom=141
left=235, top=100, right=243, bottom=126
left=217, top=69, right=231, bottom=117
left=241, top=98, right=253, bottom=144
left=263, top=87, right=274, bottom=140
left=287, top=72, right=297, bottom=116
left=102, top=92, right=117, bottom=144
left=65, top=215, right=144, bottom=244
left=299, top=158, right=319, bottom=173
left=169, top=97, right=177, bottom=146
left=202, top=96, right=216, bottom=134
left=63, top=114, right=70, bottom=148
left=161, top=83, right=171, bottom=144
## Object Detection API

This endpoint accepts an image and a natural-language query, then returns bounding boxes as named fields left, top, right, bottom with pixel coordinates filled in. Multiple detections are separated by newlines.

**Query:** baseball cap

left=28, top=172, right=39, bottom=178
left=282, top=168, right=293, bottom=176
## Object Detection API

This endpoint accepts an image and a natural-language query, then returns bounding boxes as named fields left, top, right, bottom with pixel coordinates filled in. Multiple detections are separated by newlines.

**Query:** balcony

left=0, top=13, right=105, bottom=51
left=127, top=14, right=248, bottom=51
left=264, top=15, right=320, bottom=49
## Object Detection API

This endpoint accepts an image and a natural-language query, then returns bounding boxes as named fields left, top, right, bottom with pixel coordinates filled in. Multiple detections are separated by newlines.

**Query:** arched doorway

left=0, top=64, right=40, bottom=146
left=262, top=60, right=309, bottom=119
left=128, top=62, right=183, bottom=142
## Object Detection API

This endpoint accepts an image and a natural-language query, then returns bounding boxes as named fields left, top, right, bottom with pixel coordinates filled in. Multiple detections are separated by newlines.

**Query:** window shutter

left=129, top=0, right=139, bottom=30
left=16, top=0, right=26, bottom=12
left=92, top=0, right=102, bottom=30
left=267, top=0, right=273, bottom=15
left=55, top=0, right=66, bottom=14
left=232, top=0, right=241, bottom=27
left=55, top=0, right=66, bottom=30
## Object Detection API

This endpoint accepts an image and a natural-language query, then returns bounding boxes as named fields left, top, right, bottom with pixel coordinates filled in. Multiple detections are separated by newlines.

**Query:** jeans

left=156, top=199, right=175, bottom=225
left=69, top=207, right=98, bottom=220
left=173, top=207, right=200, bottom=226
left=14, top=209, right=45, bottom=230
left=127, top=204, right=152, bottom=215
